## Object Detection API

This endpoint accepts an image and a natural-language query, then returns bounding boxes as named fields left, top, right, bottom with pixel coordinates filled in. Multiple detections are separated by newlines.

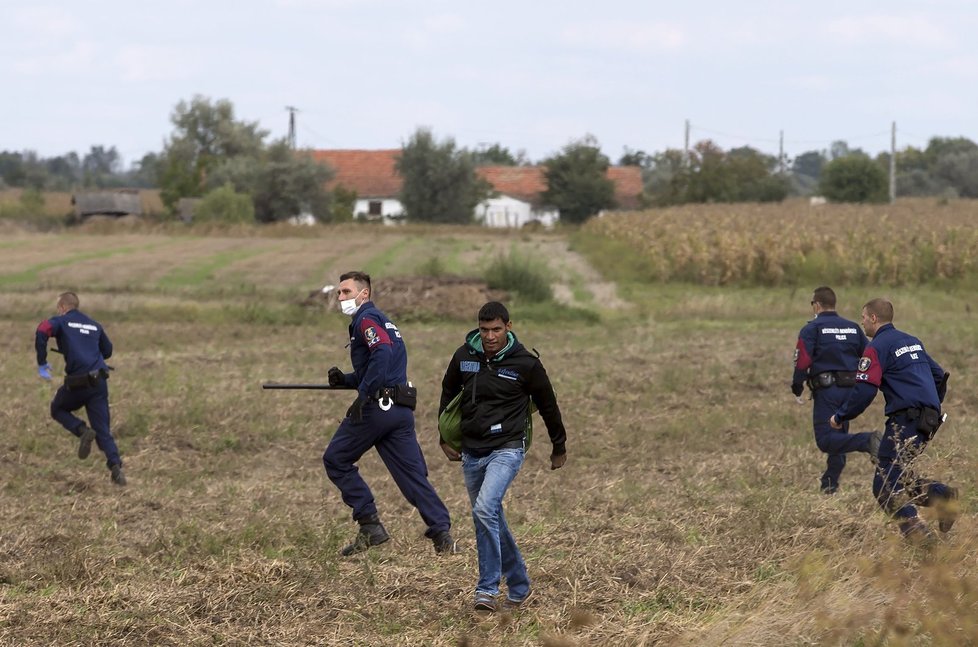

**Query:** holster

left=914, top=407, right=943, bottom=440
left=64, top=368, right=109, bottom=391
left=807, top=371, right=856, bottom=391
left=374, top=384, right=417, bottom=411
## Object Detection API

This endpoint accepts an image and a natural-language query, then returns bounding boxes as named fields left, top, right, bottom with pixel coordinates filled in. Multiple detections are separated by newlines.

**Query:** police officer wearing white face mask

left=323, top=271, right=457, bottom=556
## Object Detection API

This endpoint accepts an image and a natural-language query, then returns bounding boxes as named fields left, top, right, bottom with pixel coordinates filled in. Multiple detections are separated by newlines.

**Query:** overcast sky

left=2, top=0, right=976, bottom=167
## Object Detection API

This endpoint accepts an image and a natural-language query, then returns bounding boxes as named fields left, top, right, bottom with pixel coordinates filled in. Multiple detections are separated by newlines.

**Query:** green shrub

left=485, top=249, right=553, bottom=301
left=418, top=255, right=447, bottom=277
left=194, top=183, right=255, bottom=224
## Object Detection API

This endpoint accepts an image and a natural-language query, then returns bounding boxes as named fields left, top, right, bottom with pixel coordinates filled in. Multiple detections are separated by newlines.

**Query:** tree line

left=3, top=95, right=977, bottom=224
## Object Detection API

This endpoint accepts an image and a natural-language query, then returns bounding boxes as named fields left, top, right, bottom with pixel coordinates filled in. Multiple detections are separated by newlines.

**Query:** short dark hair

left=812, top=286, right=836, bottom=308
left=478, top=301, right=509, bottom=323
left=863, top=298, right=894, bottom=323
left=339, top=271, right=371, bottom=294
left=58, top=291, right=80, bottom=310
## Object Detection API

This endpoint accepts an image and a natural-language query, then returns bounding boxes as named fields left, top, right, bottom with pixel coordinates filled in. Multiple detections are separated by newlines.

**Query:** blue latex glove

left=38, top=363, right=53, bottom=381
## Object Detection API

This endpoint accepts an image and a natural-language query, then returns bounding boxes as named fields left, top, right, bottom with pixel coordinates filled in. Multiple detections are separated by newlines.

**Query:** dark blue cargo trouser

left=323, top=400, right=451, bottom=538
left=812, top=385, right=872, bottom=490
left=875, top=412, right=953, bottom=519
left=50, top=378, right=122, bottom=468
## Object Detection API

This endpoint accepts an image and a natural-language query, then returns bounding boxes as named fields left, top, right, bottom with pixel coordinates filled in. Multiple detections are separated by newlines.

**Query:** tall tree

left=209, top=141, right=333, bottom=222
left=541, top=135, right=615, bottom=224
left=644, top=148, right=687, bottom=205
left=471, top=143, right=527, bottom=166
left=396, top=128, right=490, bottom=224
left=158, top=96, right=267, bottom=210
left=791, top=150, right=826, bottom=180
left=82, top=145, right=122, bottom=187
left=618, top=147, right=652, bottom=168
left=819, top=155, right=888, bottom=203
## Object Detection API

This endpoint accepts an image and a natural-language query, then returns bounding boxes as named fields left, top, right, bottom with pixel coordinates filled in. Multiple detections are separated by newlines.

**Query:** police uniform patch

left=364, top=326, right=380, bottom=347
left=858, top=357, right=871, bottom=372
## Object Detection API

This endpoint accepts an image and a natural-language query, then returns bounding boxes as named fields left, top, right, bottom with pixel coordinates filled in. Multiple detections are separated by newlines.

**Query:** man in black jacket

left=439, top=301, right=567, bottom=613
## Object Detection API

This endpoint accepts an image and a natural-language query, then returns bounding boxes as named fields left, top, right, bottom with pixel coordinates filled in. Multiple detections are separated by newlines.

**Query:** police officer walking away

left=35, top=292, right=125, bottom=485
left=792, top=286, right=876, bottom=493
left=322, top=271, right=457, bottom=556
left=830, top=298, right=958, bottom=542
left=439, top=301, right=567, bottom=613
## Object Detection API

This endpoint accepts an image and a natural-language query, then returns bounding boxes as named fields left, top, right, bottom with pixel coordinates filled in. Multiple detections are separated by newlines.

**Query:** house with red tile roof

left=307, top=149, right=405, bottom=219
left=474, top=166, right=557, bottom=227
left=474, top=165, right=643, bottom=227
left=308, top=149, right=644, bottom=226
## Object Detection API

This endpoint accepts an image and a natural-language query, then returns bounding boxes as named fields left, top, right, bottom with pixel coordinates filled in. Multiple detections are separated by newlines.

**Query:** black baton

left=261, top=383, right=355, bottom=390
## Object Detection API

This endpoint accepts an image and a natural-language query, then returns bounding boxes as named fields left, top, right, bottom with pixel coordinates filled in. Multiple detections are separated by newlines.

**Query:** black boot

left=935, top=486, right=959, bottom=533
left=78, top=425, right=96, bottom=460
left=432, top=530, right=459, bottom=554
left=340, top=514, right=390, bottom=556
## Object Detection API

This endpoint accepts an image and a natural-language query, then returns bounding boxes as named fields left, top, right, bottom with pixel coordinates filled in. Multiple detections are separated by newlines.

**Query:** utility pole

left=889, top=121, right=897, bottom=203
left=684, top=119, right=690, bottom=164
left=779, top=130, right=785, bottom=174
left=286, top=106, right=299, bottom=150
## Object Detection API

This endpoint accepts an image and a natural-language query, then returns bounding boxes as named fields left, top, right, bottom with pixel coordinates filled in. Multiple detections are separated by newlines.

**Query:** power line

left=688, top=122, right=892, bottom=148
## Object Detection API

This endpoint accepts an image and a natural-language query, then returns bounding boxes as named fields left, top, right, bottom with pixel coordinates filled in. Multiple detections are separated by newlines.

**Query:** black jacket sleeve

left=439, top=347, right=464, bottom=415
left=527, top=359, right=566, bottom=455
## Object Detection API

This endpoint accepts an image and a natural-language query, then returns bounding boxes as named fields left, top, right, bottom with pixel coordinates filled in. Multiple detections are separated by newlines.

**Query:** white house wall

left=475, top=196, right=558, bottom=228
left=354, top=198, right=404, bottom=219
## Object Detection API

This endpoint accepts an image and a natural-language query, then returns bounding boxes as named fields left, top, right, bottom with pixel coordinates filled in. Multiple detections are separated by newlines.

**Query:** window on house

left=368, top=201, right=382, bottom=216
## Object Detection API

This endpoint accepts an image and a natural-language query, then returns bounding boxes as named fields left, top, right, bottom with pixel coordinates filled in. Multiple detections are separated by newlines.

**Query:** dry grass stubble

left=2, top=230, right=977, bottom=645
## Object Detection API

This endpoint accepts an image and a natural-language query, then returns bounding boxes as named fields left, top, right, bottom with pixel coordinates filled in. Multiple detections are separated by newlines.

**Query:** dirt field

left=1, top=225, right=976, bottom=646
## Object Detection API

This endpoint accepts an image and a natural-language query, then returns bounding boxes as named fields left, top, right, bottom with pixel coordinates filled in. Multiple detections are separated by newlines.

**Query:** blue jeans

left=462, top=448, right=529, bottom=601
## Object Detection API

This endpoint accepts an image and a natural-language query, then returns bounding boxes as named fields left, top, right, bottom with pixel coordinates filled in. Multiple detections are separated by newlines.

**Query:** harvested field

left=1, top=222, right=976, bottom=646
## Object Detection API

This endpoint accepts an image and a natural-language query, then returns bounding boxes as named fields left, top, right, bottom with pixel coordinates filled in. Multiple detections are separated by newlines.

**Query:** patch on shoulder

left=364, top=326, right=380, bottom=346
left=858, top=356, right=871, bottom=372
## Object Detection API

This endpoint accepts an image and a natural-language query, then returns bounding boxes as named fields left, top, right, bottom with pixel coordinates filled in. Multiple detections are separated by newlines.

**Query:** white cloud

left=402, top=13, right=466, bottom=50
left=824, top=14, right=951, bottom=48
left=11, top=40, right=98, bottom=76
left=560, top=20, right=686, bottom=53
left=786, top=74, right=840, bottom=91
left=114, top=45, right=195, bottom=82
left=10, top=6, right=82, bottom=42
left=273, top=0, right=374, bottom=8
left=935, top=54, right=978, bottom=80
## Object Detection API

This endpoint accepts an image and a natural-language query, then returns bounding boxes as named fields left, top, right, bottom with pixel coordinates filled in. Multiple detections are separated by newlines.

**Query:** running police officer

left=35, top=291, right=125, bottom=485
left=830, top=298, right=957, bottom=542
left=792, top=286, right=876, bottom=493
left=322, top=271, right=457, bottom=556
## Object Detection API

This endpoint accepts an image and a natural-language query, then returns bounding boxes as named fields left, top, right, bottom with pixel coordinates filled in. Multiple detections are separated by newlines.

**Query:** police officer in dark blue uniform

left=35, top=291, right=125, bottom=485
left=792, top=286, right=876, bottom=493
left=323, top=271, right=456, bottom=556
left=830, top=298, right=957, bottom=541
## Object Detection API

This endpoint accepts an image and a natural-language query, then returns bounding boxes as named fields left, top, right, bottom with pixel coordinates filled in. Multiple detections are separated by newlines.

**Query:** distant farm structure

left=72, top=189, right=143, bottom=220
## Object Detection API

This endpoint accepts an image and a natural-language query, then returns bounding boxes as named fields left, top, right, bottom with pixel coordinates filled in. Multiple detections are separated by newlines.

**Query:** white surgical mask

left=339, top=289, right=365, bottom=316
